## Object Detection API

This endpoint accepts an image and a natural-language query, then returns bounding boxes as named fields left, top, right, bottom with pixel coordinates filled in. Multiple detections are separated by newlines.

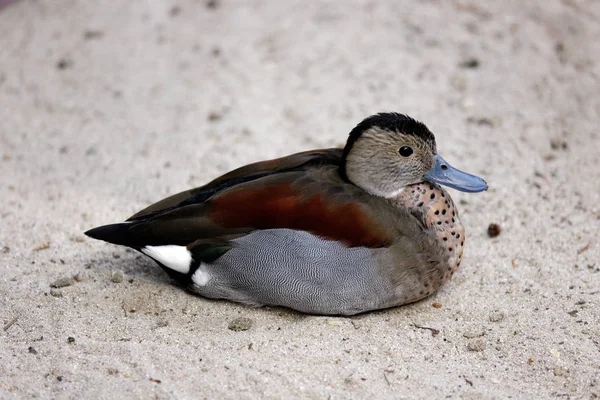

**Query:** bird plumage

left=86, top=113, right=487, bottom=315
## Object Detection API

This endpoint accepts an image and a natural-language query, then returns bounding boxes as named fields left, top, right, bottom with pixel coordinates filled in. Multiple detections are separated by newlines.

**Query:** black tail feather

left=86, top=223, right=196, bottom=284
left=85, top=223, right=140, bottom=247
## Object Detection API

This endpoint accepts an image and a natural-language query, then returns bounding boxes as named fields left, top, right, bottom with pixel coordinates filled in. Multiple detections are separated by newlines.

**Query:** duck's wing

left=127, top=148, right=344, bottom=221
left=86, top=170, right=391, bottom=250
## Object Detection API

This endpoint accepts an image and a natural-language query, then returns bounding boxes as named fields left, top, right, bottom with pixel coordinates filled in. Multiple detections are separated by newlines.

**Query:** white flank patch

left=192, top=265, right=211, bottom=286
left=142, top=245, right=192, bottom=274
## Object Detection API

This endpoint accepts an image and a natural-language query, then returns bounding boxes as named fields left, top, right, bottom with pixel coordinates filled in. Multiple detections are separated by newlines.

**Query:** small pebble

left=487, top=223, right=501, bottom=238
left=489, top=311, right=505, bottom=322
left=50, top=276, right=74, bottom=288
left=156, top=320, right=169, bottom=328
left=73, top=272, right=85, bottom=282
left=432, top=302, right=442, bottom=309
left=463, top=331, right=485, bottom=339
left=56, top=59, right=72, bottom=70
left=33, top=243, right=50, bottom=251
left=460, top=58, right=480, bottom=69
left=83, top=30, right=104, bottom=40
left=467, top=340, right=486, bottom=352
left=550, top=139, right=568, bottom=150
left=111, top=271, right=124, bottom=283
left=206, top=0, right=219, bottom=9
left=554, top=366, right=568, bottom=377
left=207, top=111, right=222, bottom=122
left=49, top=288, right=63, bottom=298
left=228, top=317, right=253, bottom=332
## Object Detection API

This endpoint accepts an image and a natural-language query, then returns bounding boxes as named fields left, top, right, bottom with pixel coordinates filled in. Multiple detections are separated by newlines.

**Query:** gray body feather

left=191, top=229, right=398, bottom=315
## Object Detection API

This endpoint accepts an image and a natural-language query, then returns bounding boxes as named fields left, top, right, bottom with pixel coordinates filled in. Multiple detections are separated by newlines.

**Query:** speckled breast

left=399, top=182, right=465, bottom=280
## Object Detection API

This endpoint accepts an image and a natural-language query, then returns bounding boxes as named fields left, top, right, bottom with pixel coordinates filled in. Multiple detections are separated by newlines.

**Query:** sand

left=1, top=0, right=599, bottom=398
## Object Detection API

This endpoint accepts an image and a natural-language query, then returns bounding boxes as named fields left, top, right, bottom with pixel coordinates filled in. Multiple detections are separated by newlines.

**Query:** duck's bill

left=423, top=154, right=488, bottom=193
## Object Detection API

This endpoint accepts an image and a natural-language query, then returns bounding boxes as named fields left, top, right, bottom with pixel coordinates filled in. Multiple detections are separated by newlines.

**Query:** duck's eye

left=398, top=146, right=413, bottom=157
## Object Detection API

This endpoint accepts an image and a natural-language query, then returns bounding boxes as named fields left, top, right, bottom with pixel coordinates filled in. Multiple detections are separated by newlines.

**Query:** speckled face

left=398, top=181, right=465, bottom=287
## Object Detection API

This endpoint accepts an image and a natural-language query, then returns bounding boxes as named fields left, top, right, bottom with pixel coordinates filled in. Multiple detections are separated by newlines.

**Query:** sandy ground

left=1, top=0, right=599, bottom=398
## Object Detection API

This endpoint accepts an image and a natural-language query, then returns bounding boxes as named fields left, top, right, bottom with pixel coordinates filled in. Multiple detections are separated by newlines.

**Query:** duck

left=85, top=113, right=487, bottom=315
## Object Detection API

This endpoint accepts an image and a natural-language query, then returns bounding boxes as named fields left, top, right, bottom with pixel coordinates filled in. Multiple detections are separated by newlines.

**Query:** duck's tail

left=85, top=223, right=140, bottom=248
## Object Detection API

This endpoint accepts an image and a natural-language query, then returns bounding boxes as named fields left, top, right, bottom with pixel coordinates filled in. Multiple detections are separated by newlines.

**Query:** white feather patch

left=142, top=245, right=192, bottom=274
left=192, top=265, right=211, bottom=286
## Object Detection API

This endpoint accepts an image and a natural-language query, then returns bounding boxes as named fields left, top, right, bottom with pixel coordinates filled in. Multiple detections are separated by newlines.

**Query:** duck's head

left=340, top=113, right=488, bottom=198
